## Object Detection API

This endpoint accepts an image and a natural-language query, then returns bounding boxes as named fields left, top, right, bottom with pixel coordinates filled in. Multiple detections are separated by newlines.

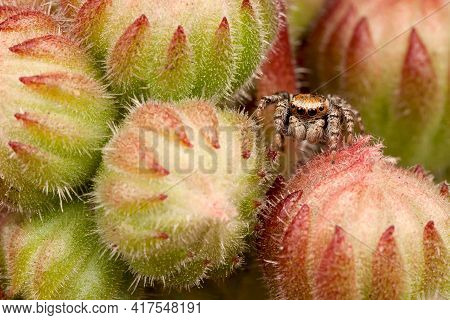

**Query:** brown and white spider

left=256, top=92, right=364, bottom=151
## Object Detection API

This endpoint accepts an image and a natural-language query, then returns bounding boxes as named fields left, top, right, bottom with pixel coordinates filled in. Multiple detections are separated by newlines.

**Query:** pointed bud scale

left=73, top=0, right=279, bottom=102
left=191, top=16, right=233, bottom=98
left=422, top=221, right=448, bottom=296
left=439, top=182, right=448, bottom=197
left=258, top=137, right=449, bottom=299
left=303, top=0, right=449, bottom=177
left=0, top=11, right=57, bottom=33
left=258, top=191, right=302, bottom=280
left=371, top=226, right=404, bottom=299
left=130, top=102, right=193, bottom=148
left=181, top=101, right=221, bottom=149
left=18, top=72, right=105, bottom=109
left=9, top=35, right=92, bottom=71
left=314, top=226, right=357, bottom=300
left=0, top=203, right=133, bottom=299
left=398, top=29, right=438, bottom=119
left=94, top=99, right=271, bottom=288
left=264, top=175, right=285, bottom=204
left=8, top=141, right=38, bottom=158
left=278, top=204, right=311, bottom=299
left=0, top=8, right=116, bottom=214
left=74, top=0, right=112, bottom=57
left=107, top=14, right=150, bottom=89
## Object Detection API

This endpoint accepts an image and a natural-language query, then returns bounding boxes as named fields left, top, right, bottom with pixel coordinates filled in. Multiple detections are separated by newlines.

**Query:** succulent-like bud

left=258, top=137, right=449, bottom=299
left=0, top=203, right=131, bottom=299
left=73, top=0, right=280, bottom=102
left=0, top=7, right=116, bottom=214
left=303, top=0, right=449, bottom=178
left=94, top=99, right=272, bottom=288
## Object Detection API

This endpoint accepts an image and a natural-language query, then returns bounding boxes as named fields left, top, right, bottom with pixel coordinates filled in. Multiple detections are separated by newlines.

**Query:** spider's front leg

left=272, top=99, right=290, bottom=150
left=326, top=105, right=342, bottom=151
left=255, top=92, right=291, bottom=119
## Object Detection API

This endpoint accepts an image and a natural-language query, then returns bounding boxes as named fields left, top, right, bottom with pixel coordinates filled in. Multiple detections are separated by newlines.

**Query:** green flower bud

left=0, top=7, right=116, bottom=214
left=94, top=99, right=273, bottom=288
left=0, top=203, right=131, bottom=299
left=73, top=0, right=280, bottom=102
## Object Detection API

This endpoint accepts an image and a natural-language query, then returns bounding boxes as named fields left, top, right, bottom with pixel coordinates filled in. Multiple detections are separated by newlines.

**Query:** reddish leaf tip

left=402, top=28, right=435, bottom=82
left=314, top=225, right=357, bottom=299
left=154, top=232, right=169, bottom=240
left=439, top=182, right=448, bottom=197
left=14, top=112, right=38, bottom=126
left=218, top=16, right=229, bottom=30
left=241, top=0, right=252, bottom=10
left=8, top=141, right=36, bottom=155
left=242, top=149, right=251, bottom=159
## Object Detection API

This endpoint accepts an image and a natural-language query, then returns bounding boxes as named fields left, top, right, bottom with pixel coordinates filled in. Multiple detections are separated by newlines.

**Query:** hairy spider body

left=257, top=92, right=364, bottom=151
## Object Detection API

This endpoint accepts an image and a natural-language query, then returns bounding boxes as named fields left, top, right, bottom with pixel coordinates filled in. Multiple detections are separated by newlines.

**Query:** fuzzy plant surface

left=0, top=203, right=132, bottom=299
left=286, top=0, right=325, bottom=43
left=0, top=6, right=116, bottom=214
left=94, top=99, right=273, bottom=288
left=258, top=137, right=449, bottom=299
left=73, top=0, right=280, bottom=102
left=303, top=0, right=449, bottom=178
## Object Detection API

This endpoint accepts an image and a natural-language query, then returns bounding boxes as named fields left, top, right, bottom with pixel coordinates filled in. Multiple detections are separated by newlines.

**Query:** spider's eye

left=298, top=108, right=306, bottom=115
left=308, top=109, right=317, bottom=117
left=319, top=106, right=324, bottom=111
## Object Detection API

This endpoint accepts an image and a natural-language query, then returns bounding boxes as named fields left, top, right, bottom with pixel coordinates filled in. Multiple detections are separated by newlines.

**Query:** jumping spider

left=256, top=92, right=364, bottom=152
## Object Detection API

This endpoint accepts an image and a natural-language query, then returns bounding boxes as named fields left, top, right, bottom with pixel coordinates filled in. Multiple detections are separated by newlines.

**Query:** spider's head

left=291, top=94, right=329, bottom=119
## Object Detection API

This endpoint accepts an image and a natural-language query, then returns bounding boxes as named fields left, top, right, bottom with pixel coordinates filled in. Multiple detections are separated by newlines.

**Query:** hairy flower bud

left=304, top=0, right=449, bottom=178
left=0, top=7, right=116, bottom=214
left=94, top=99, right=272, bottom=288
left=0, top=203, right=131, bottom=299
left=258, top=137, right=449, bottom=299
left=73, top=0, right=279, bottom=102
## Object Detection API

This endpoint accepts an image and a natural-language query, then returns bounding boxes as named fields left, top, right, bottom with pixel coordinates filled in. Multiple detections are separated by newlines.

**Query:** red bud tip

left=403, top=29, right=435, bottom=81
left=439, top=182, right=448, bottom=197
left=241, top=0, right=253, bottom=11
left=265, top=175, right=285, bottom=202
left=132, top=104, right=193, bottom=148
left=75, top=0, right=112, bottom=36
left=170, top=25, right=186, bottom=48
left=154, top=232, right=169, bottom=240
left=372, top=225, right=404, bottom=299
left=109, top=14, right=150, bottom=73
left=0, top=11, right=57, bottom=32
left=8, top=141, right=37, bottom=155
left=211, top=140, right=220, bottom=149
left=14, top=112, right=40, bottom=127
left=9, top=35, right=80, bottom=63
left=423, top=220, right=447, bottom=292
left=314, top=226, right=357, bottom=299
left=267, top=148, right=278, bottom=162
left=158, top=194, right=168, bottom=201
left=19, top=73, right=102, bottom=98
left=218, top=16, right=229, bottom=31
left=242, top=149, right=251, bottom=159
left=346, top=17, right=374, bottom=67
